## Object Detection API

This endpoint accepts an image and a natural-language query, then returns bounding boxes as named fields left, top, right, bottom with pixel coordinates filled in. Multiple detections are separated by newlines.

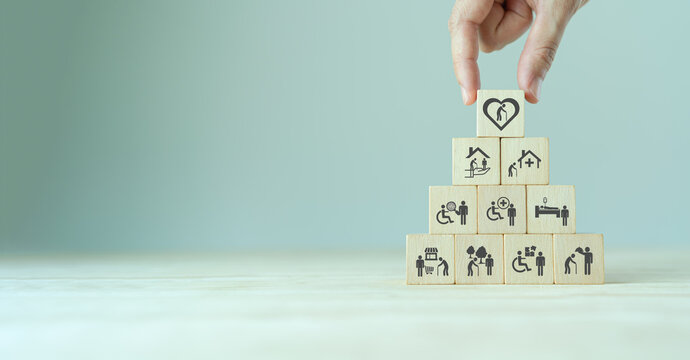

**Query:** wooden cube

left=452, top=138, right=501, bottom=185
left=429, top=186, right=477, bottom=234
left=554, top=234, right=604, bottom=284
left=500, top=137, right=549, bottom=185
left=406, top=234, right=455, bottom=285
left=455, top=235, right=504, bottom=284
left=477, top=186, right=526, bottom=234
left=477, top=90, right=525, bottom=138
left=504, top=234, right=554, bottom=284
left=527, top=185, right=576, bottom=234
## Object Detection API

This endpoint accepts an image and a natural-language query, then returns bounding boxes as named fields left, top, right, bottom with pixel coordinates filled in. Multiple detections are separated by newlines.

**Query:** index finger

left=449, top=0, right=493, bottom=105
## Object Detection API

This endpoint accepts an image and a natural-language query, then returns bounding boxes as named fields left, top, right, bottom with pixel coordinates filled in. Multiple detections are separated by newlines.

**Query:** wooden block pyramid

left=407, top=90, right=604, bottom=285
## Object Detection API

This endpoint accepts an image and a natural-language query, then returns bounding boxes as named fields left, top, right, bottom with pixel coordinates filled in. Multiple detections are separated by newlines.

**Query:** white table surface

left=1, top=247, right=689, bottom=360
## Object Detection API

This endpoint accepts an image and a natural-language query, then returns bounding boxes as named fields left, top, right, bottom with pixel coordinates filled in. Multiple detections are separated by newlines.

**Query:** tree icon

left=466, top=246, right=475, bottom=259
left=476, top=246, right=487, bottom=264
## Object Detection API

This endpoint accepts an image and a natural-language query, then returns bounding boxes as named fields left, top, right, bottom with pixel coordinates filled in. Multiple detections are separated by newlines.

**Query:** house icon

left=517, top=150, right=541, bottom=168
left=466, top=147, right=490, bottom=159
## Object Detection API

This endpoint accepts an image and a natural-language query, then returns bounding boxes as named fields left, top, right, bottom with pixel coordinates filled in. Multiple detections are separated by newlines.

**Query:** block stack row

left=406, top=90, right=604, bottom=285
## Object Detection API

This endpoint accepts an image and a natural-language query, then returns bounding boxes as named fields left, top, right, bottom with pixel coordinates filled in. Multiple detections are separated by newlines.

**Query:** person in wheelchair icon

left=436, top=201, right=456, bottom=224
left=512, top=250, right=532, bottom=273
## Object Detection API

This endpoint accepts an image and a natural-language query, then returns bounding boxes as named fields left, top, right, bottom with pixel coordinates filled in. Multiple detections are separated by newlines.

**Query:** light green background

left=1, top=1, right=687, bottom=253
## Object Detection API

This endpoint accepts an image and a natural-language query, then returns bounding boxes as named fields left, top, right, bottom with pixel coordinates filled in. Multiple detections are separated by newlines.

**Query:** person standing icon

left=536, top=251, right=545, bottom=276
left=438, top=257, right=449, bottom=276
left=416, top=255, right=424, bottom=277
left=508, top=162, right=517, bottom=177
left=470, top=158, right=477, bottom=171
left=497, top=103, right=507, bottom=122
left=582, top=247, right=593, bottom=275
left=561, top=206, right=569, bottom=226
left=507, top=203, right=516, bottom=226
left=457, top=200, right=468, bottom=225
left=486, top=254, right=494, bottom=276
left=482, top=157, right=487, bottom=170
left=467, top=257, right=479, bottom=276
left=564, top=254, right=576, bottom=274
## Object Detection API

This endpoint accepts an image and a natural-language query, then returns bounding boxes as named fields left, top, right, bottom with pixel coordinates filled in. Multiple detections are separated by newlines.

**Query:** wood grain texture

left=476, top=90, right=525, bottom=138
left=477, top=185, right=526, bottom=234
left=455, top=235, right=504, bottom=284
left=500, top=137, right=549, bottom=185
left=0, top=249, right=688, bottom=359
left=406, top=234, right=455, bottom=284
left=429, top=186, right=477, bottom=234
left=452, top=138, right=501, bottom=185
left=527, top=185, right=576, bottom=234
left=504, top=234, right=554, bottom=284
left=554, top=234, right=605, bottom=284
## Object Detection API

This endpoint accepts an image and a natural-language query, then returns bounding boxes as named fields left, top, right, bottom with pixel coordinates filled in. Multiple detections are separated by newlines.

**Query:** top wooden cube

left=477, top=90, right=525, bottom=138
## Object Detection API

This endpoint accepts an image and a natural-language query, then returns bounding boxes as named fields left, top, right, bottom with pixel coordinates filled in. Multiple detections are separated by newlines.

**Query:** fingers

left=478, top=0, right=533, bottom=53
left=517, top=4, right=578, bottom=103
left=449, top=0, right=493, bottom=105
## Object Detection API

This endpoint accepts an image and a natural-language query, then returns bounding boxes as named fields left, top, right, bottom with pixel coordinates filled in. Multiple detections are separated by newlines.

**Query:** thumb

left=517, top=12, right=571, bottom=103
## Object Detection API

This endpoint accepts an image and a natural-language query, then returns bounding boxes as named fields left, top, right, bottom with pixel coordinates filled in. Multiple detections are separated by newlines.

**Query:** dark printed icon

left=535, top=197, right=570, bottom=226
left=512, top=250, right=532, bottom=273
left=564, top=254, right=577, bottom=274
left=508, top=150, right=541, bottom=178
left=563, top=247, right=594, bottom=275
left=483, top=98, right=519, bottom=131
left=436, top=201, right=469, bottom=225
left=415, top=248, right=450, bottom=277
left=536, top=251, right=546, bottom=276
left=466, top=246, right=494, bottom=277
left=465, top=147, right=491, bottom=178
left=425, top=247, right=438, bottom=261
left=486, top=197, right=516, bottom=226
left=511, top=246, right=544, bottom=276
left=486, top=254, right=494, bottom=276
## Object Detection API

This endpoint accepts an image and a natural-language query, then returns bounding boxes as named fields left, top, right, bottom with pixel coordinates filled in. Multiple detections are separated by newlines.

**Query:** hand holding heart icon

left=483, top=98, right=520, bottom=131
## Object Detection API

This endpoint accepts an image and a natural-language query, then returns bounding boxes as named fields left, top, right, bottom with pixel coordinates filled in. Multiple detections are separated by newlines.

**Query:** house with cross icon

left=517, top=150, right=541, bottom=169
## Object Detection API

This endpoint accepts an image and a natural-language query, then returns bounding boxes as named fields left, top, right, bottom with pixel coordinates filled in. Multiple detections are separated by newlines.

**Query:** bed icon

left=535, top=205, right=561, bottom=218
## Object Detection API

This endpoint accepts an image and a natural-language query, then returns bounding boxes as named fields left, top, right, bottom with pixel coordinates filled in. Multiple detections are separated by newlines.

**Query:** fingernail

left=532, top=77, right=543, bottom=101
left=461, top=87, right=469, bottom=105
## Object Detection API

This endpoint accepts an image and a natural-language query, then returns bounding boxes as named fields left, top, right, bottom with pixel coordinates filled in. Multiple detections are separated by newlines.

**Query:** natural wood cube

left=429, top=186, right=477, bottom=234
left=452, top=138, right=501, bottom=185
left=554, top=234, right=604, bottom=284
left=527, top=185, right=576, bottom=234
left=477, top=90, right=525, bottom=138
left=406, top=234, right=455, bottom=285
left=504, top=234, right=554, bottom=284
left=455, top=235, right=504, bottom=284
left=477, top=185, right=526, bottom=234
left=500, top=137, right=549, bottom=185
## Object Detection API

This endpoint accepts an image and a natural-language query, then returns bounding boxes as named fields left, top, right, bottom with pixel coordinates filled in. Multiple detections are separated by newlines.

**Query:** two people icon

left=416, top=255, right=449, bottom=277
left=467, top=254, right=494, bottom=276
left=565, top=247, right=593, bottom=275
left=437, top=201, right=469, bottom=225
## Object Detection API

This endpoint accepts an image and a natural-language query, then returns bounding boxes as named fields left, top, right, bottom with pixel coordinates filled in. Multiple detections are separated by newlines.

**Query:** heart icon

left=482, top=98, right=520, bottom=131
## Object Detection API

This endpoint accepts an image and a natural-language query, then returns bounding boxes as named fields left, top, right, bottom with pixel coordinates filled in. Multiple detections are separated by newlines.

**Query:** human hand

left=449, top=0, right=587, bottom=104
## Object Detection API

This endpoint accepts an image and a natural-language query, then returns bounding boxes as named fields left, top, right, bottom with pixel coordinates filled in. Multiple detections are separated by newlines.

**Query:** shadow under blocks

left=406, top=90, right=604, bottom=285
